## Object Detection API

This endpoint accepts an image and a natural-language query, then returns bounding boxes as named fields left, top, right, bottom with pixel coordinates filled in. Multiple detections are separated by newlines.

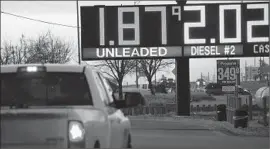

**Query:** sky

left=1, top=0, right=269, bottom=85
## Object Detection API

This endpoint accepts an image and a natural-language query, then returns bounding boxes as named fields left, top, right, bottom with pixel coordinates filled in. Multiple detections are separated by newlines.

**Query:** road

left=130, top=118, right=269, bottom=149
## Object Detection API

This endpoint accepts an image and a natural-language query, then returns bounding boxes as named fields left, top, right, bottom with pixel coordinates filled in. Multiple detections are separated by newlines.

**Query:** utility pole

left=155, top=60, right=157, bottom=86
left=268, top=0, right=270, bottom=83
left=155, top=73, right=157, bottom=86
left=135, top=61, right=139, bottom=88
left=245, top=61, right=247, bottom=81
left=268, top=0, right=270, bottom=112
left=213, top=67, right=216, bottom=82
left=259, top=57, right=262, bottom=81
left=76, top=0, right=81, bottom=64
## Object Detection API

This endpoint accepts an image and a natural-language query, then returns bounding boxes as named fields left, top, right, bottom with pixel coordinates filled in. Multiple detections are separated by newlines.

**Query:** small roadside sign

left=172, top=67, right=176, bottom=76
left=217, top=59, right=240, bottom=86
left=217, top=59, right=240, bottom=94
left=222, top=86, right=235, bottom=92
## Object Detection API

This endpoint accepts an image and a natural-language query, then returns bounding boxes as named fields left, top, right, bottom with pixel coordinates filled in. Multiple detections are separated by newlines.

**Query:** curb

left=129, top=115, right=269, bottom=137
left=213, top=122, right=269, bottom=137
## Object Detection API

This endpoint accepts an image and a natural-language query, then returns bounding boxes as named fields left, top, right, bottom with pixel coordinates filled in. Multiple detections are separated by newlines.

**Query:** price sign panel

left=80, top=2, right=269, bottom=60
left=81, top=5, right=183, bottom=60
left=182, top=3, right=269, bottom=58
left=217, top=59, right=240, bottom=86
left=182, top=4, right=244, bottom=57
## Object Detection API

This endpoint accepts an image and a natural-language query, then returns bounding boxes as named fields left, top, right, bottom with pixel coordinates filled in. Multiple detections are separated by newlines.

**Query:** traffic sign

left=172, top=67, right=176, bottom=76
left=81, top=2, right=269, bottom=60
left=222, top=86, right=235, bottom=92
left=217, top=59, right=240, bottom=86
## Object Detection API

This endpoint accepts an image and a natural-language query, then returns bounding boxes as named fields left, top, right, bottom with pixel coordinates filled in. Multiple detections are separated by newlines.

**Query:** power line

left=1, top=11, right=94, bottom=66
left=1, top=11, right=80, bottom=28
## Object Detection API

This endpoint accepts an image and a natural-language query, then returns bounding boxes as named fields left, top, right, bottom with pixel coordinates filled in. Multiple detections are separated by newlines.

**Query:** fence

left=122, top=99, right=262, bottom=119
left=122, top=104, right=218, bottom=116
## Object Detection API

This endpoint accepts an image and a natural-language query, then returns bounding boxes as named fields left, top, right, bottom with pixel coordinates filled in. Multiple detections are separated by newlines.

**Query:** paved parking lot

left=131, top=118, right=269, bottom=149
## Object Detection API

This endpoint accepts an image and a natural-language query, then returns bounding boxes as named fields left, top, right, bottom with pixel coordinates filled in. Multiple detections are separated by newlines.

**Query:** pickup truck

left=1, top=64, right=142, bottom=148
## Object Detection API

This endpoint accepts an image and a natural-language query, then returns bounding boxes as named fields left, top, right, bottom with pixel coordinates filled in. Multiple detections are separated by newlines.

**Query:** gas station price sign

left=217, top=59, right=240, bottom=86
left=81, top=2, right=269, bottom=60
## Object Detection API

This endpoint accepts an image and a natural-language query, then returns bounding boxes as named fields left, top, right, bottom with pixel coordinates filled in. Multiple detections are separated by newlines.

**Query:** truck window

left=1, top=72, right=93, bottom=107
left=96, top=73, right=115, bottom=104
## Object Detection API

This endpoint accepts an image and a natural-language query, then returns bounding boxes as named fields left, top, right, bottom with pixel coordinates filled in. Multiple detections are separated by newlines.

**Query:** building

left=245, top=66, right=259, bottom=81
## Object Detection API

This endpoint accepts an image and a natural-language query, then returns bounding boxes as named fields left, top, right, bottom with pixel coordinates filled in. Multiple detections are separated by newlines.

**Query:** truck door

left=96, top=73, right=124, bottom=148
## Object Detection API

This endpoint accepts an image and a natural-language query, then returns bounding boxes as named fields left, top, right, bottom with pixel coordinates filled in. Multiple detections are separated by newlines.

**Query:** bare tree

left=139, top=59, right=174, bottom=95
left=1, top=35, right=29, bottom=65
left=26, top=31, right=72, bottom=64
left=0, top=43, right=12, bottom=65
left=98, top=60, right=136, bottom=100
left=1, top=31, right=72, bottom=65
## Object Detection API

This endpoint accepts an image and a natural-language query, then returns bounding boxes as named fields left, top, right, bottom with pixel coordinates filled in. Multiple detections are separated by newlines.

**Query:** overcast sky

left=1, top=0, right=269, bottom=84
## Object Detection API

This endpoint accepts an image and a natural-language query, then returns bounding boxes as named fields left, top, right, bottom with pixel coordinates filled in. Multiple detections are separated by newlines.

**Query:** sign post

left=172, top=67, right=176, bottom=76
left=268, top=0, right=270, bottom=124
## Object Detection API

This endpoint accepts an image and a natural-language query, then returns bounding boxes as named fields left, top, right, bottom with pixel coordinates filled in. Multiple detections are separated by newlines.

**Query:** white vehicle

left=1, top=64, right=142, bottom=148
left=254, top=86, right=269, bottom=109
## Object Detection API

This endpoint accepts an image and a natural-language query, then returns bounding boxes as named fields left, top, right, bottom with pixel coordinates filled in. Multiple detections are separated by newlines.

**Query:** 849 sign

left=217, top=60, right=240, bottom=85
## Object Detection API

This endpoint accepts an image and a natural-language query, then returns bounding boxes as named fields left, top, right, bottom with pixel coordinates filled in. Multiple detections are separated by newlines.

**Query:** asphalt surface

left=130, top=118, right=269, bottom=149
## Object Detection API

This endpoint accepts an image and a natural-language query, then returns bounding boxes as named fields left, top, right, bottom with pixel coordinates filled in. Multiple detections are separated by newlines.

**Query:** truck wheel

left=94, top=141, right=100, bottom=148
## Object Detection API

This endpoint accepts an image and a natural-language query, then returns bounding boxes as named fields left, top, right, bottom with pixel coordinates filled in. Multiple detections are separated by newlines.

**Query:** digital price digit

left=229, top=67, right=236, bottom=80
left=184, top=5, right=243, bottom=45
left=217, top=67, right=224, bottom=80
left=145, top=6, right=167, bottom=45
left=118, top=7, right=140, bottom=45
left=99, top=8, right=105, bottom=46
left=247, top=3, right=269, bottom=43
left=184, top=6, right=206, bottom=44
left=224, top=67, right=230, bottom=80
left=219, top=5, right=242, bottom=43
